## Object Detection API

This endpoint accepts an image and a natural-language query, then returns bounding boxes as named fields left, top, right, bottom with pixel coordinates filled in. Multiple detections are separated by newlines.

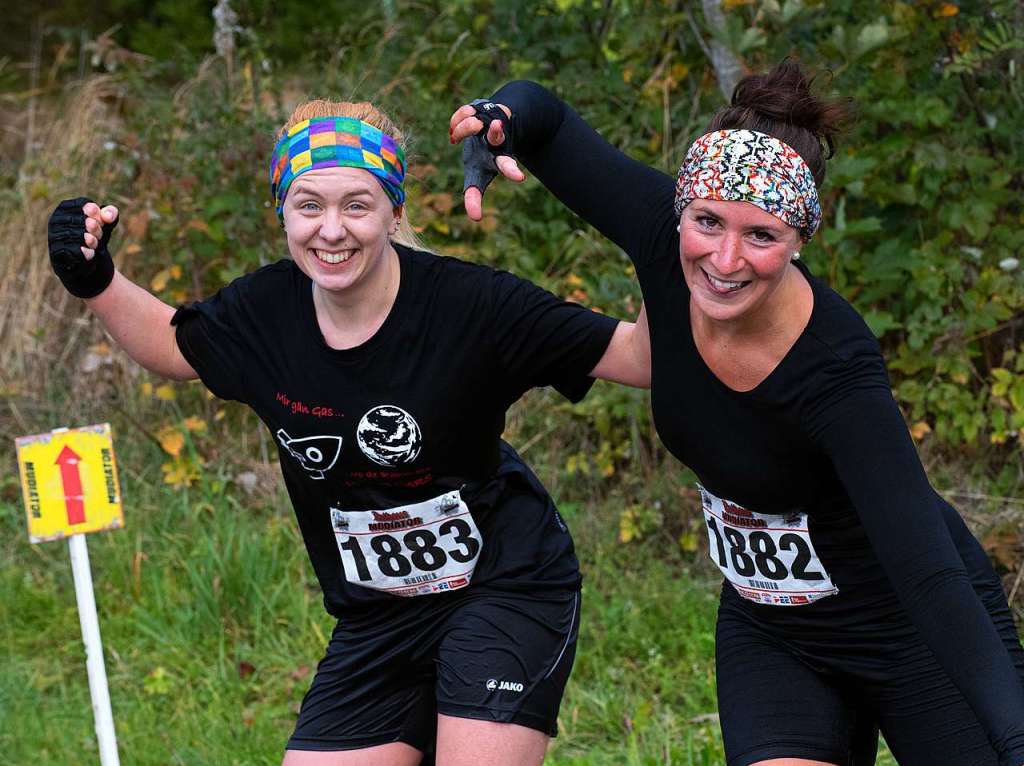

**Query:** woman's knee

left=281, top=742, right=423, bottom=766
left=435, top=715, right=549, bottom=766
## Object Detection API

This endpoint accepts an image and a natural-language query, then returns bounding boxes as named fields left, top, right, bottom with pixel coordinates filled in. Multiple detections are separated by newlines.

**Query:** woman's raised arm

left=450, top=80, right=677, bottom=262
left=48, top=198, right=197, bottom=381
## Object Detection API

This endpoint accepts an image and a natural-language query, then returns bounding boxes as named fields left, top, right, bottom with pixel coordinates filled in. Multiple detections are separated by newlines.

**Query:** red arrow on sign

left=55, top=445, right=86, bottom=525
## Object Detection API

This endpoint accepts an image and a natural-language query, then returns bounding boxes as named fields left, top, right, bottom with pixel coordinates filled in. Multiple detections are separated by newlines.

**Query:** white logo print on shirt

left=356, top=406, right=423, bottom=467
left=485, top=678, right=524, bottom=693
left=276, top=429, right=343, bottom=480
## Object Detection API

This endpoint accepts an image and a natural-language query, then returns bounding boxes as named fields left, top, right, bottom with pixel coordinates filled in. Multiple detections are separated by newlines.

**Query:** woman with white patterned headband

left=450, top=59, right=1024, bottom=766
left=45, top=97, right=651, bottom=765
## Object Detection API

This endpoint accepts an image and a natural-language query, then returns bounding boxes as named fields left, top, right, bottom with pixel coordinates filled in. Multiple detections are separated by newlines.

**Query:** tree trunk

left=701, top=0, right=744, bottom=101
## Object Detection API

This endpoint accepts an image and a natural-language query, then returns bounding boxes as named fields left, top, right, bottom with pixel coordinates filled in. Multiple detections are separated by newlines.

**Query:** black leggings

left=715, top=592, right=1024, bottom=766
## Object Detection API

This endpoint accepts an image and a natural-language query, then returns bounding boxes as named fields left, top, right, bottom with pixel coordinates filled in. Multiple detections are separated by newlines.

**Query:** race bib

left=330, top=490, right=483, bottom=597
left=699, top=484, right=838, bottom=606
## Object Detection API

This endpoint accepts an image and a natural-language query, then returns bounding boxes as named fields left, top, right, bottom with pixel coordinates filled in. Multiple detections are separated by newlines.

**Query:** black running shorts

left=285, top=586, right=580, bottom=756
left=715, top=587, right=1024, bottom=766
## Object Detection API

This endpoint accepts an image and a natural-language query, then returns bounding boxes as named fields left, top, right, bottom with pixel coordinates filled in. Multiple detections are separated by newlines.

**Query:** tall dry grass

left=0, top=77, right=122, bottom=375
left=0, top=75, right=134, bottom=441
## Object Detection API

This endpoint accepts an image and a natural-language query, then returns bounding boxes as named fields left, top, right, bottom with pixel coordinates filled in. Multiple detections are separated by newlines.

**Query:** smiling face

left=282, top=166, right=401, bottom=297
left=679, top=198, right=802, bottom=326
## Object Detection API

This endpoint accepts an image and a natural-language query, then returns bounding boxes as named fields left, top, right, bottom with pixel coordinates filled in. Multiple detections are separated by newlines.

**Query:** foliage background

left=0, top=1, right=1022, bottom=764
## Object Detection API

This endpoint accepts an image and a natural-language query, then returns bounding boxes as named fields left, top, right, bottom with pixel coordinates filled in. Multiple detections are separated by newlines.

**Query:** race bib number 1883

left=331, top=490, right=483, bottom=597
left=699, top=484, right=838, bottom=606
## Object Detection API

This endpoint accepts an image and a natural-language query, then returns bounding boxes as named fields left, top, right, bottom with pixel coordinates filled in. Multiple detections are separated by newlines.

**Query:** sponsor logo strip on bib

left=699, top=484, right=838, bottom=606
left=331, top=490, right=483, bottom=597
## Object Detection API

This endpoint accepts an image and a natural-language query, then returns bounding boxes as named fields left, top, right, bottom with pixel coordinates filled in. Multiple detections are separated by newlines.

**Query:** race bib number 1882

left=331, top=490, right=483, bottom=597
left=699, top=484, right=838, bottom=606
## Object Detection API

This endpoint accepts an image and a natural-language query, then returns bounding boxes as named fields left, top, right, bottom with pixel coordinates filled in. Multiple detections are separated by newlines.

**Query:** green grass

left=0, top=436, right=897, bottom=766
left=548, top=560, right=722, bottom=765
left=0, top=456, right=323, bottom=765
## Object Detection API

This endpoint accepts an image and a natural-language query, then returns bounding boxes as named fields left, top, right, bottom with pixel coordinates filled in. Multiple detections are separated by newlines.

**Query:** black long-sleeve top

left=490, top=79, right=1024, bottom=765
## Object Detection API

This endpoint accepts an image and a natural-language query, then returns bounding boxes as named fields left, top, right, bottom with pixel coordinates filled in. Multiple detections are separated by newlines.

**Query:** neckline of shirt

left=298, top=243, right=415, bottom=362
left=687, top=259, right=820, bottom=397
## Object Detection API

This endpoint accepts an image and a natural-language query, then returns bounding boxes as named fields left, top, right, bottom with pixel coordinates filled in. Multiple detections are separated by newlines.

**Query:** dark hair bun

left=707, top=59, right=853, bottom=186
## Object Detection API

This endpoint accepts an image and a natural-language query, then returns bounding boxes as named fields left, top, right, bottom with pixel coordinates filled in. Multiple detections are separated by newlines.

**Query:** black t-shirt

left=173, top=243, right=618, bottom=614
left=493, top=79, right=1024, bottom=764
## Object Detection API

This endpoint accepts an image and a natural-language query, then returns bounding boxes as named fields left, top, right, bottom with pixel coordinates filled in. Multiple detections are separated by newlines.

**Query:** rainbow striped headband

left=270, top=117, right=406, bottom=221
left=674, top=129, right=821, bottom=242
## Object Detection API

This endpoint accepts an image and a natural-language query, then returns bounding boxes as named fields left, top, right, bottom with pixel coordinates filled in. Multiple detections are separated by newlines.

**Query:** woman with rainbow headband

left=45, top=98, right=650, bottom=764
left=450, top=60, right=1024, bottom=766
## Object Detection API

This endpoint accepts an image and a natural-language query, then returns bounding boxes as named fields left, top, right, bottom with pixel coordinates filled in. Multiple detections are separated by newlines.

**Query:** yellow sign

left=15, top=423, right=124, bottom=543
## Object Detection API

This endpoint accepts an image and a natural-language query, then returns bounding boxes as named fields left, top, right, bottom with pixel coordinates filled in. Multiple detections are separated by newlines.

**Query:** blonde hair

left=279, top=99, right=425, bottom=251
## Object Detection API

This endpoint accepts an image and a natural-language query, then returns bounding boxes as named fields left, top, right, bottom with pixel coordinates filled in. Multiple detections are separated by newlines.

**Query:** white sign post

left=16, top=424, right=124, bottom=766
left=69, top=533, right=121, bottom=766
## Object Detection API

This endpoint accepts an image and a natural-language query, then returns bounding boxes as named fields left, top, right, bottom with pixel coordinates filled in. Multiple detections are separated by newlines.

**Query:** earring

left=791, top=251, right=801, bottom=261
left=676, top=224, right=680, bottom=233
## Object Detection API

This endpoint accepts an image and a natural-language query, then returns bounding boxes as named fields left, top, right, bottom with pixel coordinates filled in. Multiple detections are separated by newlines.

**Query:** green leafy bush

left=4, top=0, right=1022, bottom=488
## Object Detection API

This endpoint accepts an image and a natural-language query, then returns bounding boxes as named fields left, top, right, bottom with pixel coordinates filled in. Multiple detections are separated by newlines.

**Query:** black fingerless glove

left=461, top=99, right=516, bottom=195
left=47, top=197, right=118, bottom=299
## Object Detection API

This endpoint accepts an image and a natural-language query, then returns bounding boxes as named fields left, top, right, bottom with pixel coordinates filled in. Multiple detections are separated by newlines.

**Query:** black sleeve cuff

left=552, top=313, right=620, bottom=403
left=173, top=308, right=246, bottom=403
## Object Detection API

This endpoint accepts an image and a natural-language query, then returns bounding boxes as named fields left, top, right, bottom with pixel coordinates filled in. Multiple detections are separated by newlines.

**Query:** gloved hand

left=450, top=100, right=524, bottom=221
left=461, top=99, right=515, bottom=196
left=47, top=197, right=119, bottom=299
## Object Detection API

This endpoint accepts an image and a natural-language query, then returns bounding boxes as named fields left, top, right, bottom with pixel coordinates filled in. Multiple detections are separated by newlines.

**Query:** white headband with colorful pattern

left=674, top=129, right=821, bottom=242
